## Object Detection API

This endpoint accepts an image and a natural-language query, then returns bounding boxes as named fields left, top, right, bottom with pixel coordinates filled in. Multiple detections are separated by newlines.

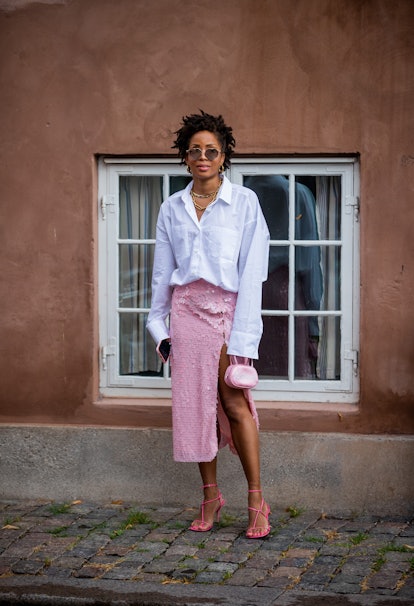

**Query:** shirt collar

left=182, top=175, right=232, bottom=205
left=220, top=175, right=232, bottom=204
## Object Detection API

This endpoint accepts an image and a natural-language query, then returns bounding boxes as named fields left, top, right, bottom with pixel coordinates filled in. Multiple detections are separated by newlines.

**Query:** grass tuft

left=48, top=525, right=69, bottom=536
left=350, top=532, right=368, bottom=545
left=48, top=503, right=71, bottom=515
left=286, top=505, right=304, bottom=518
left=109, top=509, right=154, bottom=539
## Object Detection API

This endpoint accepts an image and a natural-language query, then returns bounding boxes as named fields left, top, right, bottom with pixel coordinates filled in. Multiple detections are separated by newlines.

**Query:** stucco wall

left=0, top=0, right=413, bottom=433
left=1, top=426, right=413, bottom=514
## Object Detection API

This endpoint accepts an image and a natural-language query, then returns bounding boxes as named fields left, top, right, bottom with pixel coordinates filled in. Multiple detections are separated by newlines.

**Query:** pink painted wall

left=0, top=0, right=413, bottom=433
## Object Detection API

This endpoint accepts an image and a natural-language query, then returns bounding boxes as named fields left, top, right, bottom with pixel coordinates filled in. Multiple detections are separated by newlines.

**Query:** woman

left=147, top=110, right=270, bottom=539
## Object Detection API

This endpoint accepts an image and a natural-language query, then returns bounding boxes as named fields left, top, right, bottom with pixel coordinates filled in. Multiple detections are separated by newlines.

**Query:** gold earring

left=219, top=165, right=225, bottom=174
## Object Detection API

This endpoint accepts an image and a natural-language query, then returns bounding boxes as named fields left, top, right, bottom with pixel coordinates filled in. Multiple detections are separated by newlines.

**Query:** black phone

left=158, top=339, right=171, bottom=363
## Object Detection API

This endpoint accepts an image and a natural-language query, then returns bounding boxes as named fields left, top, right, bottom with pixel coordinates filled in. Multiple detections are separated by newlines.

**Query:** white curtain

left=315, top=176, right=341, bottom=380
left=119, top=176, right=162, bottom=375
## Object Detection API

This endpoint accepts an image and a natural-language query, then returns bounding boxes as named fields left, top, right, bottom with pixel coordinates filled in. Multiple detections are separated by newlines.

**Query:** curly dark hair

left=172, top=110, right=236, bottom=170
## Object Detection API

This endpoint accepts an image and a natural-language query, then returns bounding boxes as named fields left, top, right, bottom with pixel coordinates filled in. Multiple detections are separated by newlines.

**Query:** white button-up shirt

left=147, top=176, right=270, bottom=358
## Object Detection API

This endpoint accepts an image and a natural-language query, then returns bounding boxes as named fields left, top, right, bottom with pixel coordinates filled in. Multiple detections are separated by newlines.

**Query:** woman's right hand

left=156, top=339, right=171, bottom=363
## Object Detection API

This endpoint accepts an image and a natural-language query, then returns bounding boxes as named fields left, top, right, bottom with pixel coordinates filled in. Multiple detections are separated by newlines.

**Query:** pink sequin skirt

left=169, top=279, right=259, bottom=462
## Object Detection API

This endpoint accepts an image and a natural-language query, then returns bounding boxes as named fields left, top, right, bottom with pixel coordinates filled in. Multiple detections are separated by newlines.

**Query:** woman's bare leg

left=218, top=346, right=269, bottom=536
left=190, top=459, right=222, bottom=529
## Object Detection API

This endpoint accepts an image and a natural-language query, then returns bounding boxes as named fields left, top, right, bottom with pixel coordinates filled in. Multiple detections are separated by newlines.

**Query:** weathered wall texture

left=0, top=0, right=413, bottom=434
left=1, top=426, right=413, bottom=514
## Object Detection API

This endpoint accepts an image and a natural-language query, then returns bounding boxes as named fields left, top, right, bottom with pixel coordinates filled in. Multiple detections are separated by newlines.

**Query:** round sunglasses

left=186, top=147, right=222, bottom=161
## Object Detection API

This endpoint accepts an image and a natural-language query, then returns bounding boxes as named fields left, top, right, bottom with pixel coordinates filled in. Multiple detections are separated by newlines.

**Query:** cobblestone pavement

left=0, top=499, right=413, bottom=605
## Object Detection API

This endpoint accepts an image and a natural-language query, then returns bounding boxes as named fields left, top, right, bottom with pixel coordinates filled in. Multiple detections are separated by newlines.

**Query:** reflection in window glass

left=170, top=175, right=191, bottom=195
left=294, top=315, right=320, bottom=379
left=293, top=315, right=340, bottom=380
left=246, top=174, right=342, bottom=381
left=294, top=176, right=319, bottom=241
left=257, top=315, right=289, bottom=379
left=245, top=175, right=290, bottom=240
left=261, top=252, right=289, bottom=311
left=294, top=245, right=341, bottom=312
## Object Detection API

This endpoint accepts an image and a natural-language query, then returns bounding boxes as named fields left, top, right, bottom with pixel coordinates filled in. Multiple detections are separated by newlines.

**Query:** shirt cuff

left=227, top=331, right=260, bottom=359
left=146, top=318, right=170, bottom=345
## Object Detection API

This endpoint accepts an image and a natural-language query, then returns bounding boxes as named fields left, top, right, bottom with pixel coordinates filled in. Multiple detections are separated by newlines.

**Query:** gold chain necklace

left=190, top=185, right=220, bottom=211
left=191, top=189, right=218, bottom=199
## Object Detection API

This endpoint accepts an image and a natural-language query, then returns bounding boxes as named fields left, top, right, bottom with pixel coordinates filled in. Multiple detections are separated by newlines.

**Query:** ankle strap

left=248, top=489, right=262, bottom=493
left=203, top=483, right=217, bottom=489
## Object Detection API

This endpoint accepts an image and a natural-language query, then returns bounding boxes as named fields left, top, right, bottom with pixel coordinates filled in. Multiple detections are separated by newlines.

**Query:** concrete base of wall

left=1, top=426, right=413, bottom=515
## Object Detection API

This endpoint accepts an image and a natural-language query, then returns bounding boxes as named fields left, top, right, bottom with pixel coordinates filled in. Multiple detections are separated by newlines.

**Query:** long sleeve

left=146, top=207, right=176, bottom=344
left=227, top=202, right=270, bottom=358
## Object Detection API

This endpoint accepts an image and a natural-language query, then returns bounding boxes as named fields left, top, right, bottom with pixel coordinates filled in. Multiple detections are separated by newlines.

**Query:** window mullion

left=288, top=175, right=296, bottom=381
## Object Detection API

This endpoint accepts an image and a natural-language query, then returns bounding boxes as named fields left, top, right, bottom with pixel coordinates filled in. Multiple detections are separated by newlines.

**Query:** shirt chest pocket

left=172, top=226, right=198, bottom=264
left=203, top=227, right=240, bottom=263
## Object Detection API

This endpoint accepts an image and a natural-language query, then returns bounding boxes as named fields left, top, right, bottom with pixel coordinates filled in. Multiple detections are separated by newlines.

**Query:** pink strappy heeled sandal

left=246, top=489, right=271, bottom=539
left=189, top=483, right=226, bottom=532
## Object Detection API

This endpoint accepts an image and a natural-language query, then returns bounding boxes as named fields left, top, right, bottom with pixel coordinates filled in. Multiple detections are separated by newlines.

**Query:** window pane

left=317, top=315, right=341, bottom=380
left=262, top=254, right=289, bottom=310
left=315, top=176, right=341, bottom=240
left=244, top=175, right=289, bottom=240
left=119, top=175, right=163, bottom=239
left=119, top=312, right=161, bottom=376
left=294, top=176, right=317, bottom=241
left=119, top=243, right=154, bottom=308
left=295, top=245, right=324, bottom=311
left=319, top=245, right=341, bottom=311
left=294, top=315, right=319, bottom=379
left=256, top=315, right=289, bottom=379
left=170, top=175, right=191, bottom=195
left=294, top=315, right=341, bottom=380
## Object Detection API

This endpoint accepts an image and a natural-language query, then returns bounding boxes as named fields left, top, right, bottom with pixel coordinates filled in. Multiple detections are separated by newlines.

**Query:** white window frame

left=98, top=156, right=359, bottom=403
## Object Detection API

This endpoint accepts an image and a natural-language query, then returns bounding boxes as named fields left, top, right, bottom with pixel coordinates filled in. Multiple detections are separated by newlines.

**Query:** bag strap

left=229, top=355, right=251, bottom=366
